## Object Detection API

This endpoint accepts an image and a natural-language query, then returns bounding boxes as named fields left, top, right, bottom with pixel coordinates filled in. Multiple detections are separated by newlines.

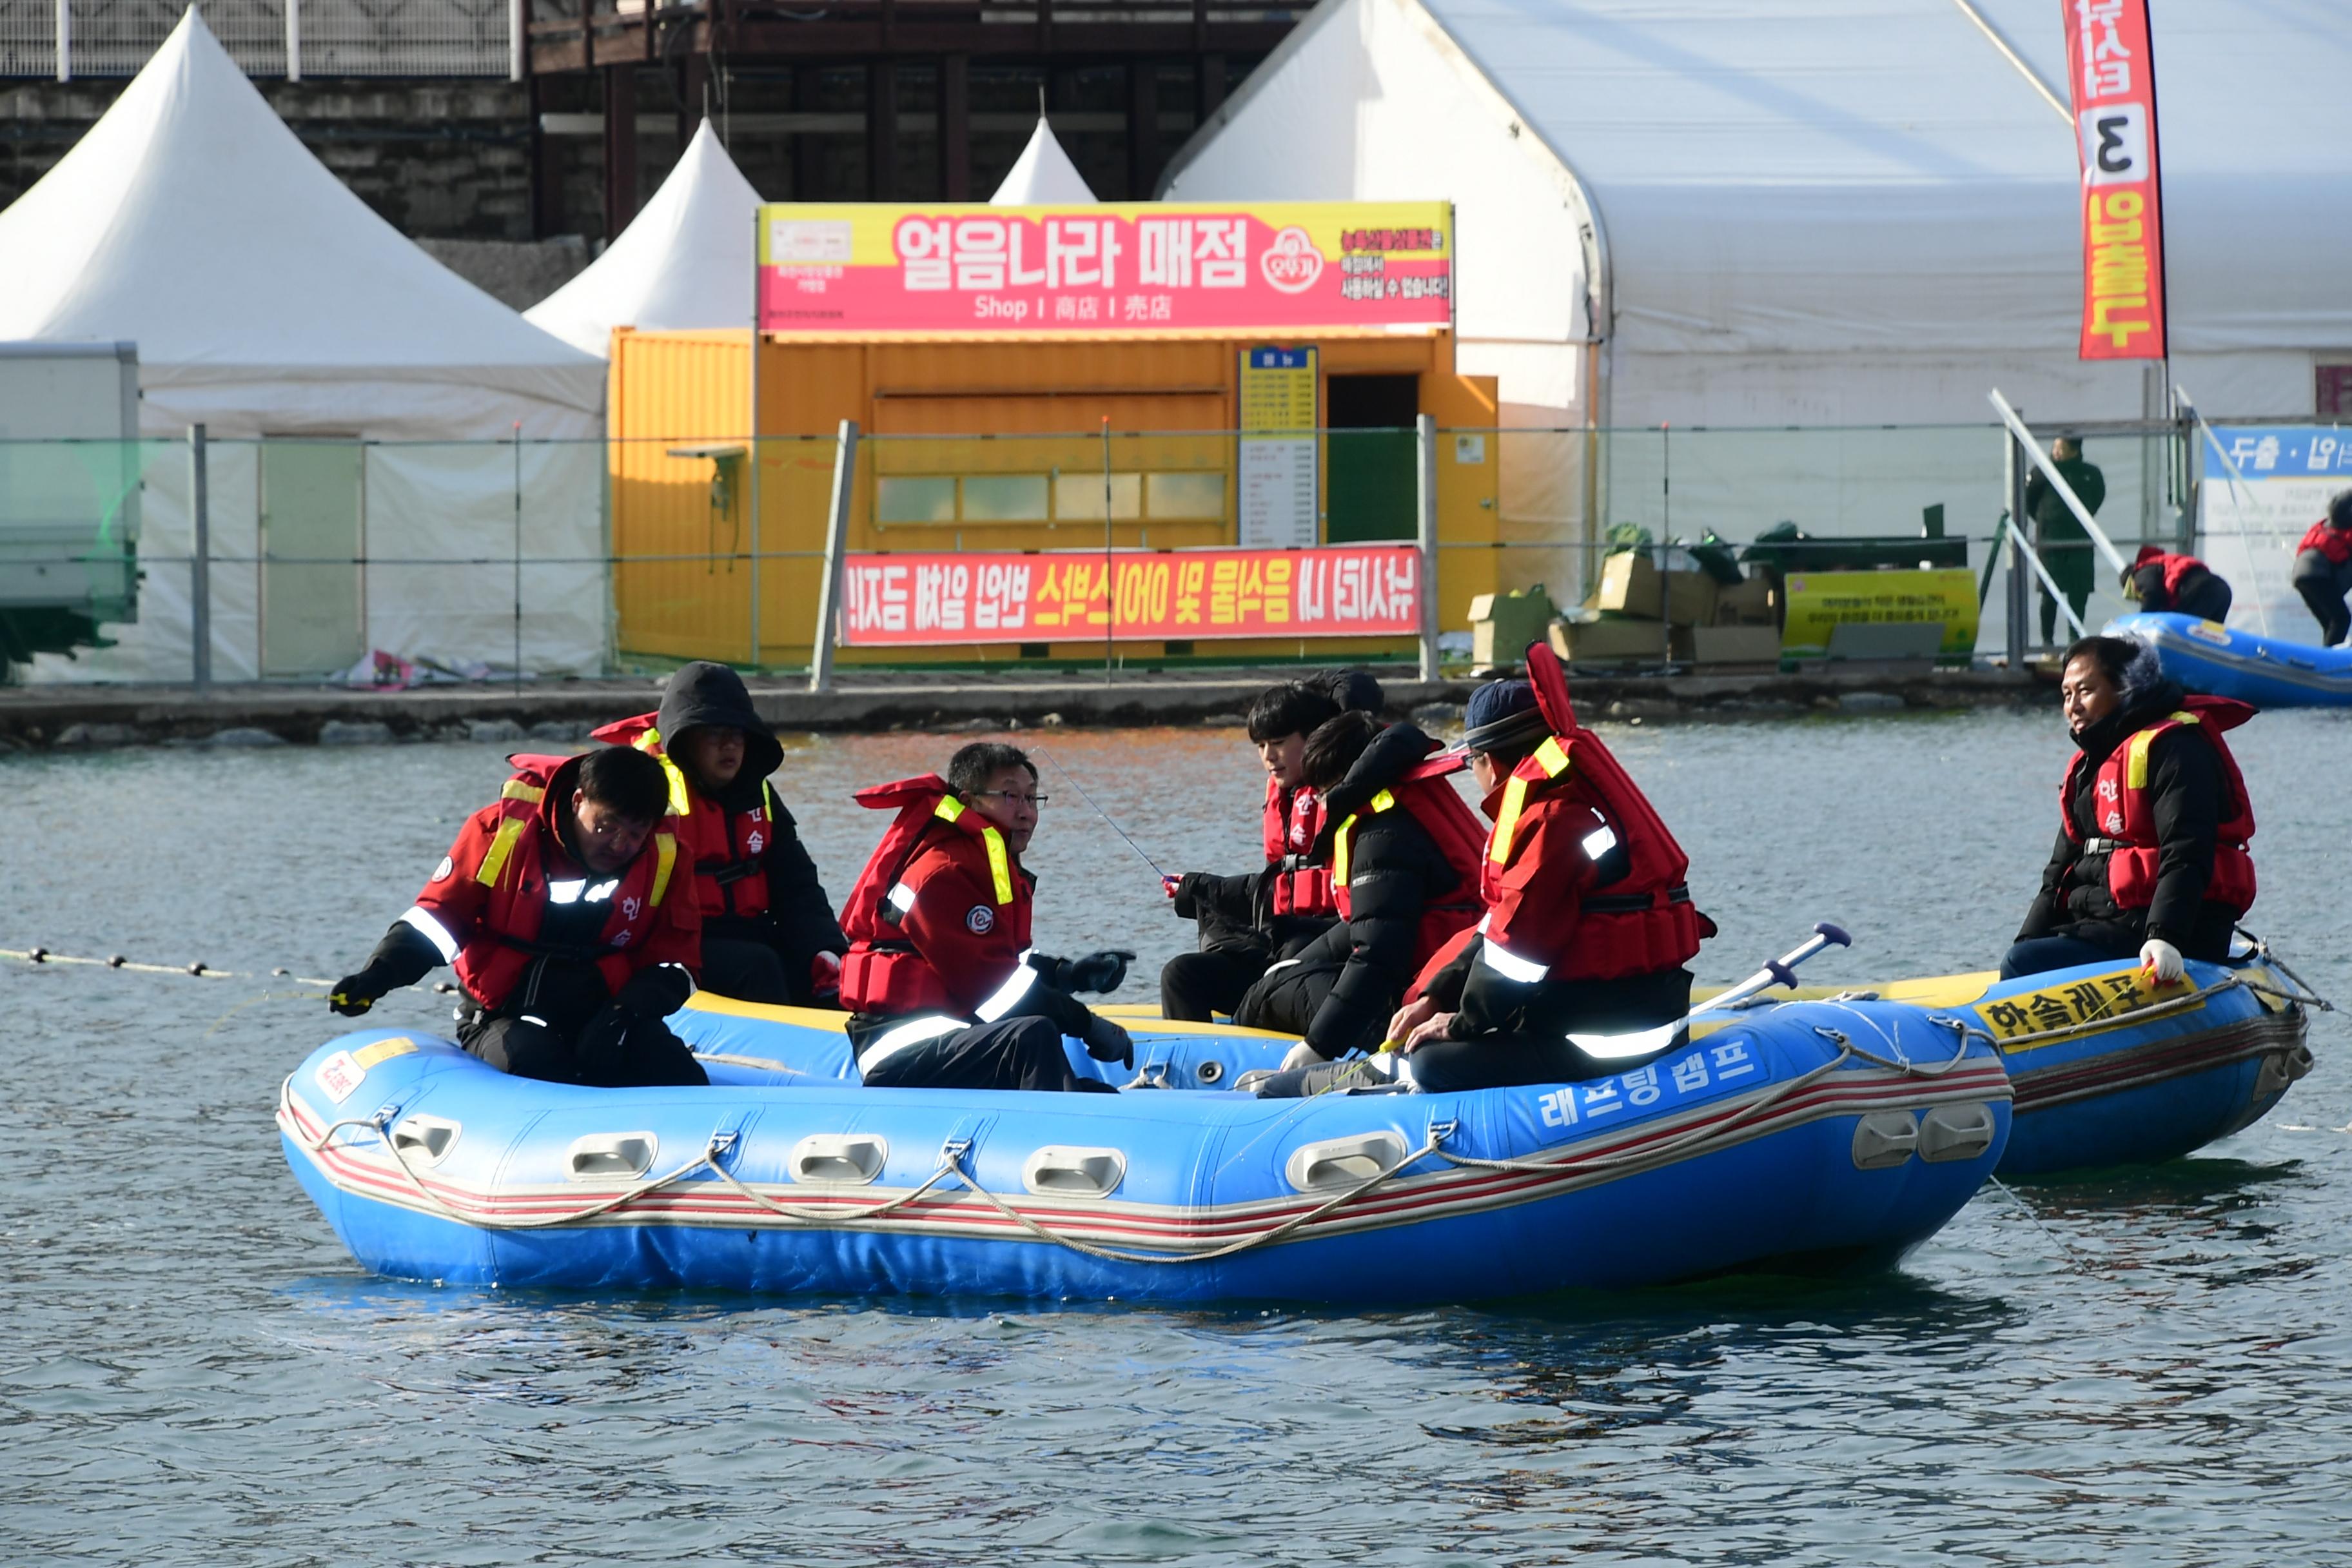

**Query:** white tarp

left=525, top=121, right=763, bottom=358
left=1162, top=0, right=2352, bottom=430
left=0, top=9, right=608, bottom=681
left=992, top=117, right=1098, bottom=204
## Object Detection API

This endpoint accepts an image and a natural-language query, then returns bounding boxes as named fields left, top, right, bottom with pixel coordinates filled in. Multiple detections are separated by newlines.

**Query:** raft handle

left=790, top=1133, right=888, bottom=1186
left=1917, top=1103, right=1998, bottom=1164
left=390, top=1115, right=460, bottom=1167
left=567, top=1132, right=658, bottom=1181
left=1021, top=1146, right=1127, bottom=1198
left=1850, top=1112, right=1919, bottom=1170
left=1288, top=1132, right=1410, bottom=1193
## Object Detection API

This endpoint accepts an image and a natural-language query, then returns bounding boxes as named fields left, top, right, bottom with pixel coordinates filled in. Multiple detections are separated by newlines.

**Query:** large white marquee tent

left=1162, top=0, right=2352, bottom=431
left=0, top=9, right=609, bottom=681
left=1161, top=0, right=2352, bottom=631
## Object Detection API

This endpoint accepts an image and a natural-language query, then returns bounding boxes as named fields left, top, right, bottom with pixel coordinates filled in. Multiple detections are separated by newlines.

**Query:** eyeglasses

left=970, top=790, right=1049, bottom=808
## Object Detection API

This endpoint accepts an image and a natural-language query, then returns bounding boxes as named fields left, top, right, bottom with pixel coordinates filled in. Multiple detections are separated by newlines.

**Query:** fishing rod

left=1028, top=743, right=1173, bottom=885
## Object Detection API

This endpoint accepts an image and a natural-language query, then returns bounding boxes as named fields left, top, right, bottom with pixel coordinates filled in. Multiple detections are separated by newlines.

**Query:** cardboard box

left=1468, top=583, right=1559, bottom=669
left=1689, top=625, right=1785, bottom=665
left=1711, top=573, right=1778, bottom=627
left=1549, top=617, right=1675, bottom=665
left=1587, top=553, right=1720, bottom=626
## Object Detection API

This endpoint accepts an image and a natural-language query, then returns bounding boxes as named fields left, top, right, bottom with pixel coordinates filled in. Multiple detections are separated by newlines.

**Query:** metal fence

left=3, top=418, right=2335, bottom=689
left=0, top=0, right=518, bottom=80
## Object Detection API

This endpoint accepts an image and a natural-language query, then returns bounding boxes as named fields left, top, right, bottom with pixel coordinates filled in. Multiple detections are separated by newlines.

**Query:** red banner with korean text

left=837, top=547, right=1422, bottom=646
left=2063, top=0, right=2166, bottom=360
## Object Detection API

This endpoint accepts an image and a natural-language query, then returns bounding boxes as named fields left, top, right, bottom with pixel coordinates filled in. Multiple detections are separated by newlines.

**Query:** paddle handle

left=1701, top=921, right=1852, bottom=1015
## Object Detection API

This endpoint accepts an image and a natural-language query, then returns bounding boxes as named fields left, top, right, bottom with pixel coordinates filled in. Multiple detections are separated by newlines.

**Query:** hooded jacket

left=594, top=662, right=845, bottom=963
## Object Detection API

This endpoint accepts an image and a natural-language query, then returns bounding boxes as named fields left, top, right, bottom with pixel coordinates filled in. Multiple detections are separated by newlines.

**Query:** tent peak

left=991, top=116, right=1098, bottom=205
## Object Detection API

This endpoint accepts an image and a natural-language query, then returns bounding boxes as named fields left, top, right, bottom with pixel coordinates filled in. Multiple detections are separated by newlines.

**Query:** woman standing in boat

left=2002, top=635, right=2258, bottom=983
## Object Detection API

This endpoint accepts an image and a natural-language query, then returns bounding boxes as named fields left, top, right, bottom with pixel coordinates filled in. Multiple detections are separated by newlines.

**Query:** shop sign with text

left=760, top=202, right=1451, bottom=336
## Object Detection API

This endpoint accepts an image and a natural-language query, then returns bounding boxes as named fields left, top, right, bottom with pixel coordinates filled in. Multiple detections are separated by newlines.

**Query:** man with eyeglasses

left=836, top=741, right=1138, bottom=1091
left=326, top=744, right=708, bottom=1088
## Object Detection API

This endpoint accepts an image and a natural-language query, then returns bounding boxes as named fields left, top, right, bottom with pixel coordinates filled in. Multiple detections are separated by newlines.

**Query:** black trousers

left=2293, top=548, right=2352, bottom=646
left=2171, top=574, right=2233, bottom=623
left=700, top=936, right=796, bottom=1006
left=1159, top=948, right=1271, bottom=1021
left=1231, top=954, right=1344, bottom=1037
left=857, top=1015, right=1110, bottom=1093
left=459, top=1002, right=708, bottom=1088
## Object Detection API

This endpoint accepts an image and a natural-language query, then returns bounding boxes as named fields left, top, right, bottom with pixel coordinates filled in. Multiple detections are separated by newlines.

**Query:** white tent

left=0, top=8, right=608, bottom=682
left=992, top=117, right=1097, bottom=205
left=526, top=121, right=763, bottom=358
left=1161, top=0, right=2352, bottom=638
left=1163, top=0, right=2352, bottom=432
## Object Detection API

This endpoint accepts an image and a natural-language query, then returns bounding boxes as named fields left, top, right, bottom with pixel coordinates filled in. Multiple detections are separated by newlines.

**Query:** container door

left=1324, top=374, right=1418, bottom=542
left=260, top=438, right=364, bottom=678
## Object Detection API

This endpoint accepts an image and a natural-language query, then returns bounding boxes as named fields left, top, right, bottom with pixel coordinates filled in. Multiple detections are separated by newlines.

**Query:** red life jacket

left=1329, top=752, right=1489, bottom=968
left=591, top=710, right=778, bottom=922
left=1263, top=778, right=1336, bottom=918
left=2132, top=545, right=2207, bottom=602
left=1492, top=640, right=1714, bottom=979
left=836, top=775, right=1033, bottom=1018
left=2300, top=519, right=2352, bottom=567
left=2060, top=696, right=2257, bottom=917
left=408, top=752, right=687, bottom=1010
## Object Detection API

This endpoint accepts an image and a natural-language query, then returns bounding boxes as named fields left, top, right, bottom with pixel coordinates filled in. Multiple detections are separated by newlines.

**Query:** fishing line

left=1028, top=743, right=1171, bottom=882
left=1987, top=1174, right=2103, bottom=1279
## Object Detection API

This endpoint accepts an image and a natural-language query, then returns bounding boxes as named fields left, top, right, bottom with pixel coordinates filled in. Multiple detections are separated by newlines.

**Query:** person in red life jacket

left=591, top=662, right=846, bottom=1006
left=326, top=745, right=708, bottom=1087
left=2123, top=545, right=2233, bottom=623
left=837, top=741, right=1138, bottom=1092
left=1234, top=710, right=1487, bottom=1092
left=2002, top=634, right=2258, bottom=983
left=1159, top=680, right=1344, bottom=1021
left=2291, top=488, right=2352, bottom=646
left=1373, top=665, right=1715, bottom=1094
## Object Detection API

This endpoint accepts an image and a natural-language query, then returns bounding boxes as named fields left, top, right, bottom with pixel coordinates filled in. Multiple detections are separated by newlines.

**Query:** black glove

left=1081, top=1015, right=1135, bottom=1069
left=328, top=967, right=391, bottom=1017
left=1056, top=950, right=1136, bottom=994
left=616, top=963, right=694, bottom=1020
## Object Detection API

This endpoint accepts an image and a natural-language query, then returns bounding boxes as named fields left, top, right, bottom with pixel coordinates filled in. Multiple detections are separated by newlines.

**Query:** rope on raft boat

left=293, top=1088, right=1448, bottom=1257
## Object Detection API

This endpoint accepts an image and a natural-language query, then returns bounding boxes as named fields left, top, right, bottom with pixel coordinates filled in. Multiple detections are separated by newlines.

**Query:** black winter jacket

left=1295, top=723, right=1468, bottom=1058
left=658, top=662, right=847, bottom=959
left=2016, top=684, right=2237, bottom=960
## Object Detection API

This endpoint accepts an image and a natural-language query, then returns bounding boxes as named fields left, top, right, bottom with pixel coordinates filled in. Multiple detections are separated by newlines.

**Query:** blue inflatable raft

left=2109, top=611, right=2352, bottom=707
left=664, top=947, right=2317, bottom=1181
left=278, top=1000, right=2011, bottom=1304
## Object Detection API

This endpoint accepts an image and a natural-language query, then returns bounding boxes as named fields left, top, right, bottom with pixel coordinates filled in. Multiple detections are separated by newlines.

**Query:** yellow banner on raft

left=1781, top=569, right=1979, bottom=660
left=1974, top=966, right=2200, bottom=1052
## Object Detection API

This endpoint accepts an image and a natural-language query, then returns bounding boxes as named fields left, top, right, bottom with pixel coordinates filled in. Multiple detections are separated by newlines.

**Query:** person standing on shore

left=593, top=662, right=847, bottom=1006
left=2026, top=435, right=2107, bottom=644
left=836, top=741, right=1136, bottom=1091
left=327, top=744, right=708, bottom=1087
left=2291, top=489, right=2352, bottom=647
left=2001, top=635, right=2257, bottom=983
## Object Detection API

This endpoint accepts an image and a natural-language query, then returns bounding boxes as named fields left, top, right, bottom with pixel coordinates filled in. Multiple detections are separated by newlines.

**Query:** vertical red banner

left=2064, top=0, right=2166, bottom=360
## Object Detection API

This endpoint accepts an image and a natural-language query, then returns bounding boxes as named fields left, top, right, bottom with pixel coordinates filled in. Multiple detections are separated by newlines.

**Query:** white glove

left=2139, top=937, right=2185, bottom=985
left=1279, top=1041, right=1324, bottom=1072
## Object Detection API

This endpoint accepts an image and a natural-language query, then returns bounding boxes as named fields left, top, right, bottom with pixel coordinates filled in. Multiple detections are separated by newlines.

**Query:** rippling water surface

left=6, top=708, right=2351, bottom=1564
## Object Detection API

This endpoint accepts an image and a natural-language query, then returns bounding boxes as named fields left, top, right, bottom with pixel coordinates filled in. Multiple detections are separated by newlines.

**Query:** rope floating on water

left=4, top=945, right=453, bottom=995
